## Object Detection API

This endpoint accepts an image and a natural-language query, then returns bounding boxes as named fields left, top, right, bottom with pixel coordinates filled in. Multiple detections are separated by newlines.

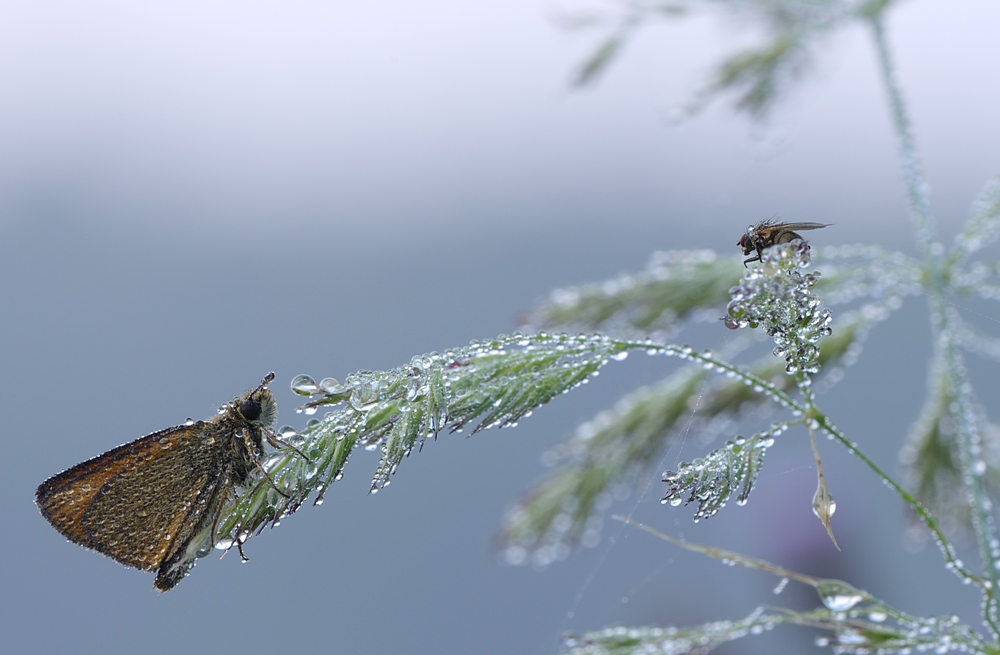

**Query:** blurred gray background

left=3, top=1, right=999, bottom=653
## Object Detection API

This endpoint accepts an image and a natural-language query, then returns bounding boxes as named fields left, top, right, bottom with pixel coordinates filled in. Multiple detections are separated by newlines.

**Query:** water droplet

left=836, top=631, right=867, bottom=646
left=867, top=610, right=887, bottom=623
left=263, top=452, right=286, bottom=470
left=812, top=488, right=837, bottom=519
left=349, top=382, right=379, bottom=412
left=817, top=580, right=864, bottom=611
left=291, top=374, right=319, bottom=396
left=319, top=377, right=344, bottom=394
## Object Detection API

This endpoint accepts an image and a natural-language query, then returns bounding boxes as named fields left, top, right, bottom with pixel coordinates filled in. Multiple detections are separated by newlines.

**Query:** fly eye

left=240, top=399, right=262, bottom=421
left=738, top=234, right=746, bottom=247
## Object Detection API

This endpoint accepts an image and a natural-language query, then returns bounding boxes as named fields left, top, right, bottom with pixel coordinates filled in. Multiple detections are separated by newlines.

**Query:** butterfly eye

left=240, top=399, right=262, bottom=421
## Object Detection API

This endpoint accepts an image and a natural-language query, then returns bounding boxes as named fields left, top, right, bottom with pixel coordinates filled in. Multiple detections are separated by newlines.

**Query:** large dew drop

left=812, top=488, right=836, bottom=518
left=291, top=374, right=319, bottom=396
left=816, top=580, right=864, bottom=611
left=319, top=377, right=344, bottom=394
left=349, top=383, right=380, bottom=412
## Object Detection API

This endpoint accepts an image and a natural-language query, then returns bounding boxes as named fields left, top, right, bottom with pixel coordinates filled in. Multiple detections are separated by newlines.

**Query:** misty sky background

left=3, top=1, right=1000, bottom=654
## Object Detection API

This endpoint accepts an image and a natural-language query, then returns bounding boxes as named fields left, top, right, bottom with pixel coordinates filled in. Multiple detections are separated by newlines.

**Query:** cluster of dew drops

left=724, top=240, right=832, bottom=375
left=288, top=332, right=637, bottom=425
left=561, top=608, right=784, bottom=655
left=660, top=429, right=781, bottom=521
left=279, top=334, right=640, bottom=494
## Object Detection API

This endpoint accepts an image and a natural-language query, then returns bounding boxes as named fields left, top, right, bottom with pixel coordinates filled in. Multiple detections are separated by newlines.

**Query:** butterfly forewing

left=36, top=423, right=227, bottom=572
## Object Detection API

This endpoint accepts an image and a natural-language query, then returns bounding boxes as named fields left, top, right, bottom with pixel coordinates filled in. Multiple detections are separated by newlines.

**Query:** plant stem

left=813, top=411, right=987, bottom=593
left=679, top=347, right=985, bottom=600
left=869, top=15, right=935, bottom=259
left=870, top=14, right=1000, bottom=635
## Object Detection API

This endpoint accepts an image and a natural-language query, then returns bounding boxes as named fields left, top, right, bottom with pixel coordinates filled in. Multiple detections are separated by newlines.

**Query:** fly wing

left=36, top=424, right=227, bottom=571
left=775, top=222, right=830, bottom=232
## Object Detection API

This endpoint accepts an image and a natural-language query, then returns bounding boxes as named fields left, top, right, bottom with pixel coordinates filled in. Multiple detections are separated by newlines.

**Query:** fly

left=738, top=220, right=831, bottom=267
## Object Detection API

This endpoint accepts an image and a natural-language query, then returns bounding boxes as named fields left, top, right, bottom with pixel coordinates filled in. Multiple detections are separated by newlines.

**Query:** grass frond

left=217, top=333, right=684, bottom=546
left=661, top=426, right=784, bottom=520
left=525, top=250, right=735, bottom=336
